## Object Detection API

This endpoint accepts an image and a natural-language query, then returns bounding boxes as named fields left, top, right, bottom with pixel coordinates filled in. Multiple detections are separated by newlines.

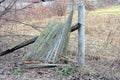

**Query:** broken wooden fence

left=0, top=4, right=85, bottom=68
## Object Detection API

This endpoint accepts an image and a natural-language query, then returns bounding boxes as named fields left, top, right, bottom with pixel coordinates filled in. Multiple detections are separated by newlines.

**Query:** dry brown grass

left=68, top=6, right=120, bottom=79
left=0, top=5, right=120, bottom=80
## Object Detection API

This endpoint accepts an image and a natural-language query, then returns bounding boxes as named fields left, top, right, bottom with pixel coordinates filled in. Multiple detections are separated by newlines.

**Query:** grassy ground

left=0, top=6, right=120, bottom=80
left=89, top=5, right=120, bottom=14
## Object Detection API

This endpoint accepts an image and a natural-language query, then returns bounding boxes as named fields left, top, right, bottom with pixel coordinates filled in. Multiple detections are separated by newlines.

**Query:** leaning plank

left=0, top=23, right=80, bottom=56
left=48, top=8, right=74, bottom=62
left=22, top=23, right=62, bottom=61
left=22, top=64, right=68, bottom=69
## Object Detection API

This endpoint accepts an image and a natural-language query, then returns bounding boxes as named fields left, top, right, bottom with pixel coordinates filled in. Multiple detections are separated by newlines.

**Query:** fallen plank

left=0, top=23, right=80, bottom=56
left=22, top=64, right=68, bottom=69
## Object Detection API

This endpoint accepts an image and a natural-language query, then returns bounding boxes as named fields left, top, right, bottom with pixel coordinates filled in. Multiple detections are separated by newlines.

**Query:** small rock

left=0, top=69, right=4, bottom=74
left=3, top=70, right=11, bottom=75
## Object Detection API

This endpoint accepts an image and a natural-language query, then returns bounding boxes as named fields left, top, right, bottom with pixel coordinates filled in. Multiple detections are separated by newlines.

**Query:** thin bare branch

left=0, top=18, right=43, bottom=31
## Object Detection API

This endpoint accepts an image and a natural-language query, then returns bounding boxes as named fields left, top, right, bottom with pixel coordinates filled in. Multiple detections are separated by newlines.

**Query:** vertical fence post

left=78, top=3, right=85, bottom=68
